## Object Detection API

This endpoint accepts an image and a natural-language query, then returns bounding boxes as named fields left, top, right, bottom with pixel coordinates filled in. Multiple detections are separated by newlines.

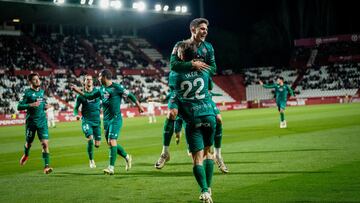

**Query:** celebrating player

left=18, top=73, right=53, bottom=174
left=155, top=18, right=228, bottom=174
left=73, top=74, right=101, bottom=168
left=71, top=69, right=144, bottom=175
left=259, top=77, right=295, bottom=128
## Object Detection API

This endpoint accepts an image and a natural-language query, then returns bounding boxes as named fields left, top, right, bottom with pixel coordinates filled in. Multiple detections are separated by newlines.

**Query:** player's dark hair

left=28, top=73, right=39, bottom=81
left=277, top=76, right=284, bottom=81
left=189, top=18, right=209, bottom=30
left=100, top=69, right=113, bottom=80
left=178, top=41, right=197, bottom=62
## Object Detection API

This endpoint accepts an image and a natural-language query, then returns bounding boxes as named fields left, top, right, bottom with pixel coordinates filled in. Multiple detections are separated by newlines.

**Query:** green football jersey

left=172, top=70, right=215, bottom=120
left=263, top=84, right=294, bottom=102
left=74, top=88, right=101, bottom=125
left=83, top=82, right=135, bottom=121
left=170, top=40, right=217, bottom=76
left=17, top=88, right=47, bottom=126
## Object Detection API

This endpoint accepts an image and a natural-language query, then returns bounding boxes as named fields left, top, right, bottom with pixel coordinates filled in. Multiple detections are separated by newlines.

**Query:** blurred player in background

left=46, top=104, right=56, bottom=128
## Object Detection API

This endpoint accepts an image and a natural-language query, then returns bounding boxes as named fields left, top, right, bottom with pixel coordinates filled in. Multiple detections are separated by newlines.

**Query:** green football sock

left=109, top=146, right=117, bottom=166
left=24, top=144, right=31, bottom=156
left=203, top=159, right=214, bottom=188
left=117, top=144, right=128, bottom=159
left=42, top=152, right=50, bottom=167
left=193, top=165, right=208, bottom=193
left=280, top=112, right=285, bottom=122
left=214, top=122, right=223, bottom=148
left=87, top=139, right=94, bottom=160
left=163, top=118, right=175, bottom=146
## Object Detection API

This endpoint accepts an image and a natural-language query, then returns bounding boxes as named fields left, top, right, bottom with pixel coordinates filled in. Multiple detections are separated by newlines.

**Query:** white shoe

left=199, top=188, right=212, bottom=200
left=215, top=156, right=229, bottom=173
left=283, top=120, right=287, bottom=128
left=125, top=154, right=132, bottom=171
left=154, top=153, right=170, bottom=169
left=89, top=160, right=96, bottom=168
left=199, top=192, right=213, bottom=203
left=103, top=166, right=114, bottom=175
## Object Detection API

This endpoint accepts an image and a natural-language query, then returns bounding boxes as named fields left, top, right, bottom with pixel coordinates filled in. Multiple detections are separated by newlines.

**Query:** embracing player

left=155, top=18, right=228, bottom=174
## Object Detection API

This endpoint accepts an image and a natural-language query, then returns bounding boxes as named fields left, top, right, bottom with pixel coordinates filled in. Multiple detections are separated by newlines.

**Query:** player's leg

left=20, top=126, right=36, bottom=166
left=155, top=94, right=178, bottom=169
left=152, top=113, right=157, bottom=123
left=186, top=122, right=212, bottom=202
left=202, top=116, right=216, bottom=200
left=278, top=102, right=287, bottom=128
left=38, top=126, right=52, bottom=174
left=214, top=114, right=229, bottom=173
left=148, top=113, right=152, bottom=123
left=174, top=117, right=183, bottom=145
left=51, top=118, right=56, bottom=128
left=82, top=122, right=95, bottom=168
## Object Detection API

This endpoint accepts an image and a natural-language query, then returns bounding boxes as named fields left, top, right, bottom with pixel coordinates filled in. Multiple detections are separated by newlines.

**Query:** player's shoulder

left=203, top=41, right=214, bottom=50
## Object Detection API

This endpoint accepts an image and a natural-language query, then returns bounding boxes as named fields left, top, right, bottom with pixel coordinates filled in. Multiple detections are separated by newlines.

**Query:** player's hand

left=138, top=105, right=145, bottom=113
left=29, top=101, right=41, bottom=107
left=259, top=80, right=263, bottom=86
left=75, top=115, right=81, bottom=120
left=191, top=60, right=210, bottom=71
left=70, top=84, right=80, bottom=93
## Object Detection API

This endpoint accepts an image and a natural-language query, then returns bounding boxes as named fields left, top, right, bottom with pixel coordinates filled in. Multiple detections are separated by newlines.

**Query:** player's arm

left=116, top=85, right=144, bottom=113
left=17, top=92, right=40, bottom=110
left=259, top=80, right=276, bottom=89
left=73, top=96, right=81, bottom=120
left=206, top=43, right=217, bottom=76
left=71, top=85, right=100, bottom=100
left=170, top=43, right=210, bottom=72
left=287, top=85, right=295, bottom=97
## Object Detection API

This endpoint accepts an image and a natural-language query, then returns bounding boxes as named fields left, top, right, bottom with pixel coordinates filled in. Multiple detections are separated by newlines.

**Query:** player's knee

left=216, top=114, right=223, bottom=124
left=25, top=142, right=32, bottom=148
left=192, top=150, right=204, bottom=165
left=41, top=142, right=48, bottom=150
left=87, top=135, right=94, bottom=141
left=109, top=139, right=117, bottom=146
left=168, top=109, right=178, bottom=120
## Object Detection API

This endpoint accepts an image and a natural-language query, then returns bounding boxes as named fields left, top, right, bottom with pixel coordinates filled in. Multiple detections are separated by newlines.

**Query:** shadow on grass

left=216, top=170, right=331, bottom=175
left=223, top=148, right=339, bottom=154
left=53, top=172, right=105, bottom=176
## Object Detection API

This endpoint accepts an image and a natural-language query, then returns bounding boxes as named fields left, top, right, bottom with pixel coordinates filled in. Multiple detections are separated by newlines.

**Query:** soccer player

left=18, top=73, right=53, bottom=174
left=73, top=75, right=101, bottom=168
left=155, top=18, right=229, bottom=174
left=46, top=104, right=56, bottom=128
left=146, top=97, right=157, bottom=123
left=259, top=76, right=295, bottom=128
left=172, top=41, right=217, bottom=203
left=71, top=69, right=144, bottom=175
left=155, top=18, right=214, bottom=169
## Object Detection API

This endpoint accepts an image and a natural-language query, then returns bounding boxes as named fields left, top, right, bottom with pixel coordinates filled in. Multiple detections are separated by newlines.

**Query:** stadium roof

left=0, top=0, right=191, bottom=29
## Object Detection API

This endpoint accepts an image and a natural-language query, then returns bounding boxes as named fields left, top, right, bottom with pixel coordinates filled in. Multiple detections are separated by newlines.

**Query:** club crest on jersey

left=103, top=91, right=110, bottom=99
left=279, top=88, right=284, bottom=91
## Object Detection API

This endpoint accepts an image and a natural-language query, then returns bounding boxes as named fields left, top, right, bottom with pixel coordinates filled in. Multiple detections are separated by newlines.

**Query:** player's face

left=30, top=75, right=41, bottom=88
left=84, top=76, right=93, bottom=88
left=277, top=79, right=283, bottom=85
left=192, top=23, right=208, bottom=42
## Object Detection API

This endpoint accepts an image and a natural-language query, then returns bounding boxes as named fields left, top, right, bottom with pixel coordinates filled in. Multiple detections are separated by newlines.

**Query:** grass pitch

left=0, top=103, right=360, bottom=202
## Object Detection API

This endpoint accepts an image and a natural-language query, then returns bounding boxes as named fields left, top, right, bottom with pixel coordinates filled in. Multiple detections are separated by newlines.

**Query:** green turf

left=0, top=103, right=360, bottom=202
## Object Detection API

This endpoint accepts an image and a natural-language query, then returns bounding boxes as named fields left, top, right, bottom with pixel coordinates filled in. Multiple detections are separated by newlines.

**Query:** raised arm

left=71, top=85, right=101, bottom=100
left=115, top=85, right=144, bottom=113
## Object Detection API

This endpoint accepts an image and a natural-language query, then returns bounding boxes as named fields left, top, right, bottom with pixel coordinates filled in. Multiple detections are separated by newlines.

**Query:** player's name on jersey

left=185, top=71, right=199, bottom=78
